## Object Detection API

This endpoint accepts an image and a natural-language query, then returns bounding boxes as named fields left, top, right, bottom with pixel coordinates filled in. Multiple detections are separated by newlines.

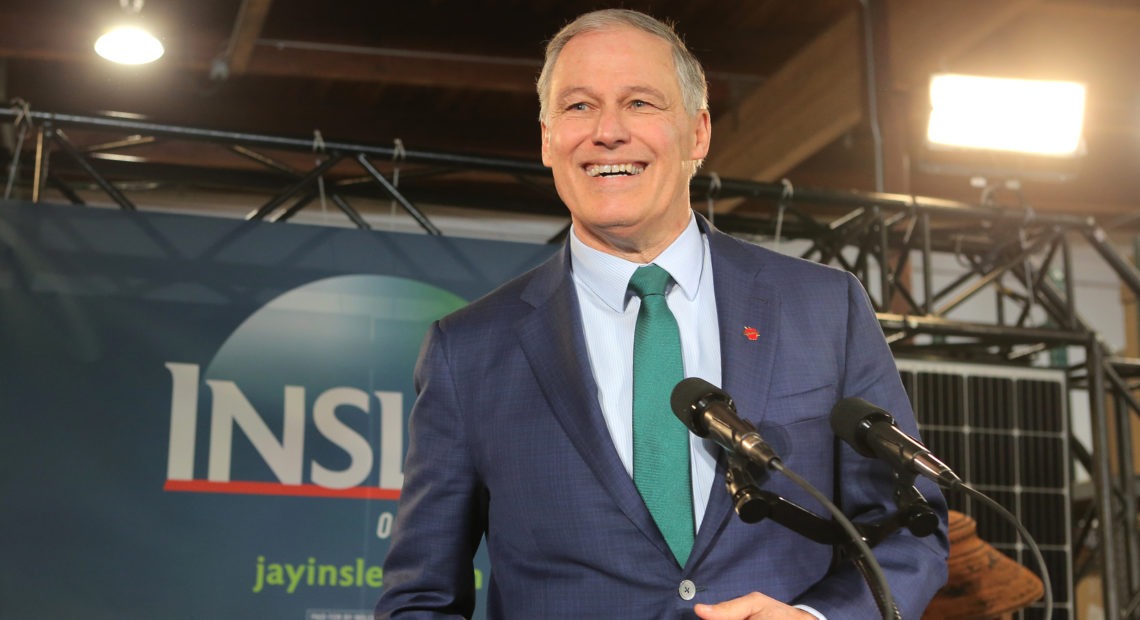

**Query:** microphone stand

left=725, top=457, right=938, bottom=619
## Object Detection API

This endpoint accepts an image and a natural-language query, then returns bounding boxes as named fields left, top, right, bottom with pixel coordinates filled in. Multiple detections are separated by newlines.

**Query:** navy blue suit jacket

left=377, top=219, right=948, bottom=619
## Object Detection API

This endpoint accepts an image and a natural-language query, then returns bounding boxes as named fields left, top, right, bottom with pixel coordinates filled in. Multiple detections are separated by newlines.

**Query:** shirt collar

left=569, top=213, right=705, bottom=312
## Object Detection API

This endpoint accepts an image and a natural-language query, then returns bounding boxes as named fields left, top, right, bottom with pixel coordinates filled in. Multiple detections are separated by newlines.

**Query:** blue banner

left=0, top=201, right=557, bottom=619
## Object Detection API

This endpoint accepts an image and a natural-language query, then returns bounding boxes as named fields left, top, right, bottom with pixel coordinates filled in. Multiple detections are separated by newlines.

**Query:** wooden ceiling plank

left=703, top=11, right=863, bottom=190
left=227, top=0, right=275, bottom=75
left=887, top=0, right=1044, bottom=88
left=244, top=45, right=538, bottom=93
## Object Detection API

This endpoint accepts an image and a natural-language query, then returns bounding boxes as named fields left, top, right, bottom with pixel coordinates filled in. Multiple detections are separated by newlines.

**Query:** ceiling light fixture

left=926, top=74, right=1086, bottom=157
left=95, top=0, right=164, bottom=65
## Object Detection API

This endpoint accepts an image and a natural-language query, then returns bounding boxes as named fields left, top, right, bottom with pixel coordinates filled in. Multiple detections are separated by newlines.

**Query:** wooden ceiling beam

left=703, top=11, right=862, bottom=203
left=886, top=0, right=1043, bottom=88
left=243, top=43, right=540, bottom=93
left=224, top=0, right=275, bottom=75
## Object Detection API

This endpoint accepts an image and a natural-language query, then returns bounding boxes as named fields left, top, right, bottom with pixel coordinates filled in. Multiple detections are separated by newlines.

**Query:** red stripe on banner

left=163, top=479, right=400, bottom=500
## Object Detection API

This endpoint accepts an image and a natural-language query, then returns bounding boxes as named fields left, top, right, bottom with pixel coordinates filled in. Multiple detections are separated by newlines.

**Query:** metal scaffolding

left=4, top=106, right=1140, bottom=617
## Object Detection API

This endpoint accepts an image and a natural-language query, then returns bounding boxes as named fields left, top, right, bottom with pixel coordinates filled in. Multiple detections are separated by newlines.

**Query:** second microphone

left=670, top=377, right=782, bottom=470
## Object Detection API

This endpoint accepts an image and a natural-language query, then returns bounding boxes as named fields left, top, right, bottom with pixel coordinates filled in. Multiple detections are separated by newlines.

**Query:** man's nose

left=592, top=107, right=630, bottom=147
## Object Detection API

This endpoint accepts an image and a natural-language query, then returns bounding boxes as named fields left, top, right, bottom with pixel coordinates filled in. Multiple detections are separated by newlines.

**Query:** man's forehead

left=560, top=24, right=672, bottom=56
left=550, top=27, right=679, bottom=92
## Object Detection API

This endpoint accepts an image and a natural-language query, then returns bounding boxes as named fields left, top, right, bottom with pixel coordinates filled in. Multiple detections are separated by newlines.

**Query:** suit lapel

left=691, top=222, right=784, bottom=560
left=708, top=227, right=781, bottom=430
left=515, top=246, right=668, bottom=555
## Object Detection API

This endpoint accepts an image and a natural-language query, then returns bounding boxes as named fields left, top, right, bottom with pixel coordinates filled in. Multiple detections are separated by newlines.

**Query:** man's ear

left=690, top=109, right=711, bottom=160
left=540, top=122, right=552, bottom=168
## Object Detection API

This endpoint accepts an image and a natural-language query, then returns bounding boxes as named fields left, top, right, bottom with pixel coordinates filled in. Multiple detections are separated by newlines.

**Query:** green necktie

left=629, top=264, right=693, bottom=566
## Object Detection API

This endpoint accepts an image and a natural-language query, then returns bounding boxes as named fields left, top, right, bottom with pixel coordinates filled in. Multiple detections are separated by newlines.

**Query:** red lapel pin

left=743, top=326, right=759, bottom=341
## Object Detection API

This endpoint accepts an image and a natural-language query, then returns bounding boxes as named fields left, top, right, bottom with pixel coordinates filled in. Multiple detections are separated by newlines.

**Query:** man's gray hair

left=536, top=9, right=709, bottom=123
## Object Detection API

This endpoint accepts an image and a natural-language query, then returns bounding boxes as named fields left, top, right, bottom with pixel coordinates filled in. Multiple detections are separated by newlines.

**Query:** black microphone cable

left=954, top=482, right=1053, bottom=620
left=769, top=459, right=901, bottom=620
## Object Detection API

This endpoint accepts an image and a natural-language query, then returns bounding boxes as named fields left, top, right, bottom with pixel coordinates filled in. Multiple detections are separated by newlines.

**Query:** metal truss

left=714, top=184, right=1140, bottom=617
left=4, top=106, right=1140, bottom=617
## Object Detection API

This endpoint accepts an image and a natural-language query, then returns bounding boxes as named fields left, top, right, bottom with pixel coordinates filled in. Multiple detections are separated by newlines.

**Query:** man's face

left=541, top=26, right=710, bottom=260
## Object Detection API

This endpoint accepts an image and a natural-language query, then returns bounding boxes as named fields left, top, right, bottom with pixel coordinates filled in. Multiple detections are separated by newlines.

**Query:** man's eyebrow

left=626, top=85, right=669, bottom=101
left=554, top=85, right=670, bottom=103
left=554, top=86, right=596, bottom=103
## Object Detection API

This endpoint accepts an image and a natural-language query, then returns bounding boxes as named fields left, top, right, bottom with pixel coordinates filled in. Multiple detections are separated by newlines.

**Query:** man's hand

left=693, top=592, right=817, bottom=620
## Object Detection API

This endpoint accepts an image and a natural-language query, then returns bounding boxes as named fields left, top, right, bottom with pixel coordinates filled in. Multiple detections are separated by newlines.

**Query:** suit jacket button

left=678, top=579, right=697, bottom=601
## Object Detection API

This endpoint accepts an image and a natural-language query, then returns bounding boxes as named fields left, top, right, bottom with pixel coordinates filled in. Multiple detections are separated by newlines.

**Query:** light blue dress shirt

left=568, top=214, right=721, bottom=529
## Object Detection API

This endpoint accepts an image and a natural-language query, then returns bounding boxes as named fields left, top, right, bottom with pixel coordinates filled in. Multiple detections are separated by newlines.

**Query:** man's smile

left=584, top=162, right=647, bottom=177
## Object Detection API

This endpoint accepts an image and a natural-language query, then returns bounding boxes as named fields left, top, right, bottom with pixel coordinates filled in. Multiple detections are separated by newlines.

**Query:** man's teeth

left=586, top=163, right=645, bottom=177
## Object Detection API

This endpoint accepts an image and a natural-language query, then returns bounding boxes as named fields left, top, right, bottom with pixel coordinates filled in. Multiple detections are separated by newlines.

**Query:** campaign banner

left=0, top=201, right=557, bottom=619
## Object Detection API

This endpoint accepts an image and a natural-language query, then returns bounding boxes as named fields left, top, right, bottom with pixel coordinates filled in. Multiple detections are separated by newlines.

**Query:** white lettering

left=207, top=381, right=305, bottom=484
left=376, top=511, right=394, bottom=539
left=165, top=362, right=201, bottom=480
left=165, top=362, right=406, bottom=492
left=310, top=387, right=373, bottom=489
left=376, top=391, right=405, bottom=490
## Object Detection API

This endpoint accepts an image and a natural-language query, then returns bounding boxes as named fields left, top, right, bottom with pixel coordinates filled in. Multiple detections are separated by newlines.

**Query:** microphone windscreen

left=670, top=377, right=726, bottom=430
left=828, top=397, right=883, bottom=458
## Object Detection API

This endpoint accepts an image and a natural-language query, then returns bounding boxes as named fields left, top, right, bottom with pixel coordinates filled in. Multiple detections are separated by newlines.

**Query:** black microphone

left=670, top=378, right=781, bottom=469
left=829, top=397, right=962, bottom=488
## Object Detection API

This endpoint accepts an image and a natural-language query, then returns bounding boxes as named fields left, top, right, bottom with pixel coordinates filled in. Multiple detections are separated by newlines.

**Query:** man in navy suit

left=377, top=8, right=948, bottom=619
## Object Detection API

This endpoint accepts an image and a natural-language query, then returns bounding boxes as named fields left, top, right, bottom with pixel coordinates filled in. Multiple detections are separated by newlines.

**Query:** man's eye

left=567, top=103, right=589, bottom=111
left=631, top=100, right=650, bottom=108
